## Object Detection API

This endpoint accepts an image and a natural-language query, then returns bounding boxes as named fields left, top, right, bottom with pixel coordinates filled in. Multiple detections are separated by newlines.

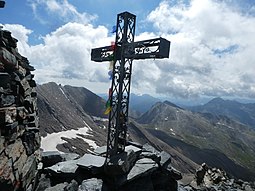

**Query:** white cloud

left=31, top=23, right=113, bottom=84
left=142, top=0, right=255, bottom=98
left=28, top=0, right=97, bottom=25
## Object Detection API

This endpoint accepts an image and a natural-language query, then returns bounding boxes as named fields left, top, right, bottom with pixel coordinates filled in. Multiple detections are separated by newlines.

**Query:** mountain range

left=189, top=97, right=255, bottom=129
left=37, top=82, right=255, bottom=181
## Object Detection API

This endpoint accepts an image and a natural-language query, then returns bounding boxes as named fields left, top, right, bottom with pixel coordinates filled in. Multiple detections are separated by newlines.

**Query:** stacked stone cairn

left=0, top=28, right=40, bottom=190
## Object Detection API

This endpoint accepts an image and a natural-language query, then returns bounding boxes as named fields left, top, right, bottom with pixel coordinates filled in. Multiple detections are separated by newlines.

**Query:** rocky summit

left=37, top=145, right=255, bottom=191
left=37, top=142, right=182, bottom=191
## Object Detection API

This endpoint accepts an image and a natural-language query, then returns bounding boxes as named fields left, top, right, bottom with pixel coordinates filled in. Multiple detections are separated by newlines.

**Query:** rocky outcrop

left=179, top=163, right=255, bottom=191
left=0, top=29, right=40, bottom=190
left=36, top=143, right=182, bottom=191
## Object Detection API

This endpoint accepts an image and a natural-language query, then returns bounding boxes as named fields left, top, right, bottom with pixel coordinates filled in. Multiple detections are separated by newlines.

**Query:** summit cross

left=91, top=11, right=170, bottom=160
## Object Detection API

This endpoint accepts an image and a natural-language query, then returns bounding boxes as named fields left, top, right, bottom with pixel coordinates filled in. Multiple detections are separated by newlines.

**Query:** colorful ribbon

left=104, top=34, right=116, bottom=115
left=111, top=25, right=117, bottom=33
left=104, top=87, right=113, bottom=116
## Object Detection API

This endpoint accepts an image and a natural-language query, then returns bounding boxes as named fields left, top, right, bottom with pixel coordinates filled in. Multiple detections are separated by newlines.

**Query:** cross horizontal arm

left=124, top=37, right=170, bottom=60
left=91, top=45, right=120, bottom=62
left=91, top=37, right=170, bottom=62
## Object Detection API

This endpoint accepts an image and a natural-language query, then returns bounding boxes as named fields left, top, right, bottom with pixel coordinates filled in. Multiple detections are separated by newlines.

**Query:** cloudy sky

left=1, top=0, right=255, bottom=101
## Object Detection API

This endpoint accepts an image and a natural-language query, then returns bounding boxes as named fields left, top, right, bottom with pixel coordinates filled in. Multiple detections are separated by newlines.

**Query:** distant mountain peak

left=163, top=100, right=183, bottom=109
left=208, top=97, right=224, bottom=104
left=190, top=97, right=255, bottom=128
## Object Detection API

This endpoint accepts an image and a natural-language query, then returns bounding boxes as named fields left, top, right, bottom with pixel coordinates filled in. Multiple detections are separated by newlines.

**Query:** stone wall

left=0, top=28, right=40, bottom=190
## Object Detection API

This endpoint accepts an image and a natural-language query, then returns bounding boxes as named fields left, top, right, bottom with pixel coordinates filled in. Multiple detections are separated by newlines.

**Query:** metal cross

left=91, top=12, right=170, bottom=160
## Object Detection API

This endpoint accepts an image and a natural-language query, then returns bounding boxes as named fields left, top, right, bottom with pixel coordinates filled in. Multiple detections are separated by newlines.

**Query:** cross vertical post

left=91, top=11, right=171, bottom=161
left=107, top=12, right=136, bottom=158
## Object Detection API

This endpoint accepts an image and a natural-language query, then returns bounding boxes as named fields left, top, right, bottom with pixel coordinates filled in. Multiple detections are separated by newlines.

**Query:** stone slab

left=125, top=145, right=142, bottom=153
left=77, top=154, right=105, bottom=169
left=46, top=159, right=79, bottom=174
left=93, top=145, right=107, bottom=156
left=159, top=151, right=171, bottom=168
left=42, top=151, right=62, bottom=168
left=60, top=153, right=79, bottom=161
left=78, top=178, right=103, bottom=191
left=105, top=149, right=137, bottom=175
left=127, top=158, right=158, bottom=182
left=22, top=154, right=37, bottom=190
left=0, top=47, right=17, bottom=69
left=5, top=138, right=25, bottom=162
left=0, top=72, right=10, bottom=88
left=142, top=143, right=160, bottom=154
left=45, top=183, right=68, bottom=191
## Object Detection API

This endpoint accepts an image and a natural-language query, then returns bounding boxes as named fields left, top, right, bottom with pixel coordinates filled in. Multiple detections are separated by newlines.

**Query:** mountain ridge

left=190, top=97, right=255, bottom=128
left=136, top=100, right=255, bottom=180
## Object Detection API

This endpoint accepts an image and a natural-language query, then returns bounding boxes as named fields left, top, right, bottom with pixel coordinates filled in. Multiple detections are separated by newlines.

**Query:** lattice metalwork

left=107, top=12, right=136, bottom=157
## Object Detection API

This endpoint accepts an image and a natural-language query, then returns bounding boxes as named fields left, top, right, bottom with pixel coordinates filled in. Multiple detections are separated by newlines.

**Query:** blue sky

left=1, top=0, right=162, bottom=44
left=1, top=0, right=255, bottom=101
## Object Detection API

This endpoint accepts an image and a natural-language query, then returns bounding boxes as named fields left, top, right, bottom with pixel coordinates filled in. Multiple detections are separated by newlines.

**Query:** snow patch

left=83, top=120, right=92, bottom=131
left=92, top=116, right=108, bottom=122
left=216, top=122, right=234, bottom=129
left=59, top=86, right=70, bottom=101
left=41, top=126, right=98, bottom=152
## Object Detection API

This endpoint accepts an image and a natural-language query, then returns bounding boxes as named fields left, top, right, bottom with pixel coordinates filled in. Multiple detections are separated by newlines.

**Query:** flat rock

left=46, top=159, right=79, bottom=174
left=42, top=151, right=62, bottom=168
left=0, top=73, right=10, bottom=88
left=60, top=153, right=79, bottom=161
left=142, top=143, right=160, bottom=154
left=105, top=149, right=137, bottom=175
left=78, top=178, right=103, bottom=191
left=77, top=154, right=105, bottom=174
left=126, top=141, right=143, bottom=148
left=35, top=174, right=51, bottom=191
left=127, top=158, right=158, bottom=182
left=65, top=180, right=79, bottom=191
left=159, top=151, right=171, bottom=168
left=42, top=151, right=79, bottom=168
left=140, top=151, right=160, bottom=164
left=125, top=145, right=142, bottom=153
left=0, top=136, right=5, bottom=154
left=166, top=166, right=182, bottom=181
left=93, top=146, right=107, bottom=156
left=45, top=183, right=68, bottom=191
left=22, top=154, right=37, bottom=190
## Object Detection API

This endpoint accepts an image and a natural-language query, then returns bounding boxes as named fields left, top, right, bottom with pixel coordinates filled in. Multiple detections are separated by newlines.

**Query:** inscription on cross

left=91, top=12, right=170, bottom=160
